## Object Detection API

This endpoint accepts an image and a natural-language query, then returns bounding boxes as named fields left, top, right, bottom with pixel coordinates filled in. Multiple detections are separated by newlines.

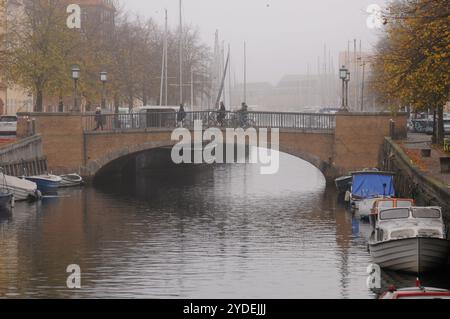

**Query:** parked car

left=0, top=116, right=17, bottom=136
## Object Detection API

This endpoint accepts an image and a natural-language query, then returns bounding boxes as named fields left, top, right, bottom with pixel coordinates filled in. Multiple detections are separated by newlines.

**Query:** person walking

left=94, top=107, right=104, bottom=131
left=239, top=102, right=249, bottom=127
left=217, top=101, right=226, bottom=126
left=177, top=104, right=186, bottom=127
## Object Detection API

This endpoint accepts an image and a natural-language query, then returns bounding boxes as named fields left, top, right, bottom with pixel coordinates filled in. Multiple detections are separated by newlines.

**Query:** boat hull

left=369, top=237, right=450, bottom=273
left=59, top=174, right=84, bottom=188
left=6, top=185, right=39, bottom=201
left=0, top=193, right=13, bottom=211
left=0, top=174, right=39, bottom=202
left=25, top=177, right=60, bottom=194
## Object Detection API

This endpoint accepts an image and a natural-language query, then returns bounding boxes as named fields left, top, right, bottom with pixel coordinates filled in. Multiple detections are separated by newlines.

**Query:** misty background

left=125, top=0, right=387, bottom=85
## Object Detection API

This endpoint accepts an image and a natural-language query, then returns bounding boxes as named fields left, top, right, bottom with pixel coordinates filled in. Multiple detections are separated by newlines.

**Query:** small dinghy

left=59, top=174, right=84, bottom=188
left=24, top=174, right=62, bottom=194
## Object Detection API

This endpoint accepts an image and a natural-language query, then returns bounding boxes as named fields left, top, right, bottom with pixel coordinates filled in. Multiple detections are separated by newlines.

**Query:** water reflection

left=0, top=152, right=448, bottom=299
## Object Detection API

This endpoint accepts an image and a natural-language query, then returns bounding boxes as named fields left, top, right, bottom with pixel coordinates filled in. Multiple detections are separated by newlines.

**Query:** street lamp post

left=71, top=65, right=80, bottom=112
left=100, top=71, right=107, bottom=110
left=360, top=61, right=366, bottom=112
left=345, top=71, right=351, bottom=109
left=339, top=66, right=348, bottom=110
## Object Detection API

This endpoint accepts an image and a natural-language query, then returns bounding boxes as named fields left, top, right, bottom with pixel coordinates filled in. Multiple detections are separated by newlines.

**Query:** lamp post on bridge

left=100, top=71, right=108, bottom=110
left=339, top=66, right=348, bottom=111
left=345, top=70, right=351, bottom=110
left=71, top=65, right=80, bottom=112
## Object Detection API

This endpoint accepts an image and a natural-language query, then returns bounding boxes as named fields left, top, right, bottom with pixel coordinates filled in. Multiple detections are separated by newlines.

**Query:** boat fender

left=11, top=196, right=15, bottom=208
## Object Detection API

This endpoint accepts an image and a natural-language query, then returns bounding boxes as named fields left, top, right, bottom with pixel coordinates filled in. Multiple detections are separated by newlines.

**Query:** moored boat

left=369, top=207, right=450, bottom=273
left=59, top=174, right=84, bottom=188
left=24, top=174, right=62, bottom=194
left=349, top=170, right=396, bottom=218
left=0, top=188, right=13, bottom=211
left=335, top=175, right=352, bottom=194
left=380, top=285, right=450, bottom=299
left=0, top=173, right=40, bottom=201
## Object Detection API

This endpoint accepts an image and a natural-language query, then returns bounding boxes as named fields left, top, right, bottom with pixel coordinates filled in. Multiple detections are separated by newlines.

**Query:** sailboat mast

left=221, top=41, right=226, bottom=105
left=164, top=9, right=168, bottom=106
left=244, top=41, right=247, bottom=103
left=215, top=48, right=230, bottom=108
left=228, top=44, right=232, bottom=107
left=179, top=0, right=183, bottom=105
left=159, top=10, right=167, bottom=106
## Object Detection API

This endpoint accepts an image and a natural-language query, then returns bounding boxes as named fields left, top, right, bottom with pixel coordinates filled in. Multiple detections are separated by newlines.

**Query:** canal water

left=0, top=152, right=449, bottom=299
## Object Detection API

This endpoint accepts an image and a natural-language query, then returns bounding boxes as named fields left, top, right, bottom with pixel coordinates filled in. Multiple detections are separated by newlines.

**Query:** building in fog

left=0, top=0, right=33, bottom=115
left=230, top=73, right=340, bottom=113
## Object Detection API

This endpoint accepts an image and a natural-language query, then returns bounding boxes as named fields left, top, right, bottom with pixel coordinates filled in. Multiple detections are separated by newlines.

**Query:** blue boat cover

left=352, top=174, right=395, bottom=199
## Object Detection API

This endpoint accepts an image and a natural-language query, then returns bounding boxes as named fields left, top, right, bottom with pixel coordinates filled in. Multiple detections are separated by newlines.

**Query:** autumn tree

left=3, top=0, right=81, bottom=112
left=370, top=0, right=450, bottom=144
left=2, top=1, right=212, bottom=112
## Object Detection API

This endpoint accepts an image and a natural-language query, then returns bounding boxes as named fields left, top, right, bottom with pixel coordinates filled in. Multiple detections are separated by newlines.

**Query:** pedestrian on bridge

left=217, top=102, right=226, bottom=126
left=94, top=107, right=104, bottom=131
left=239, top=102, right=249, bottom=127
left=177, top=104, right=186, bottom=127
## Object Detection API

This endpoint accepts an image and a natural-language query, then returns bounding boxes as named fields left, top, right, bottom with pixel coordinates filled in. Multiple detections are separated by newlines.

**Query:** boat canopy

left=351, top=173, right=395, bottom=199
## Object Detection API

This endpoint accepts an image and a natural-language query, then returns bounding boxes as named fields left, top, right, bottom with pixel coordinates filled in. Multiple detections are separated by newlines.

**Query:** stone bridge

left=17, top=111, right=407, bottom=181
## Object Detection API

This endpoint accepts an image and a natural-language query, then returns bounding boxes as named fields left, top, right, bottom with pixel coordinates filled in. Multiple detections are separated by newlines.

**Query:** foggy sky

left=123, top=0, right=387, bottom=85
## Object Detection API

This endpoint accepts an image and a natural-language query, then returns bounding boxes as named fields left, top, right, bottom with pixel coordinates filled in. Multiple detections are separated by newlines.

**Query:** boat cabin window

left=0, top=116, right=17, bottom=122
left=379, top=208, right=410, bottom=221
left=377, top=201, right=394, bottom=209
left=396, top=200, right=413, bottom=208
left=412, top=208, right=441, bottom=219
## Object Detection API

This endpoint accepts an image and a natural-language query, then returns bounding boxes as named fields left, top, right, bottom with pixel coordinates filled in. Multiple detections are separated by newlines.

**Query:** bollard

left=31, top=119, right=36, bottom=135
left=389, top=119, right=396, bottom=140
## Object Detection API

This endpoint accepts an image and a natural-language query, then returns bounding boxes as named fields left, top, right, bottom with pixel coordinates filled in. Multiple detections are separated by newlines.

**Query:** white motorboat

left=0, top=173, right=40, bottom=201
left=59, top=174, right=84, bottom=188
left=369, top=207, right=450, bottom=273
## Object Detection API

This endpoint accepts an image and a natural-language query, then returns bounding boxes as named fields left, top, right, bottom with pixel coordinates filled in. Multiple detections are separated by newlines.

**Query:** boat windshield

left=412, top=208, right=441, bottom=219
left=379, top=208, right=410, bottom=220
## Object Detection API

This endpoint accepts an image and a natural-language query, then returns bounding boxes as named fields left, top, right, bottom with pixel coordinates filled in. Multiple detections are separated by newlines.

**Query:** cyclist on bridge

left=238, top=102, right=249, bottom=127
left=217, top=101, right=227, bottom=126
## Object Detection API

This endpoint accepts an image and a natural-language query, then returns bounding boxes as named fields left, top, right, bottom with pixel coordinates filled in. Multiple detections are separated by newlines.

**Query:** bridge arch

left=84, top=130, right=336, bottom=180
left=85, top=139, right=176, bottom=178
left=277, top=146, right=334, bottom=179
